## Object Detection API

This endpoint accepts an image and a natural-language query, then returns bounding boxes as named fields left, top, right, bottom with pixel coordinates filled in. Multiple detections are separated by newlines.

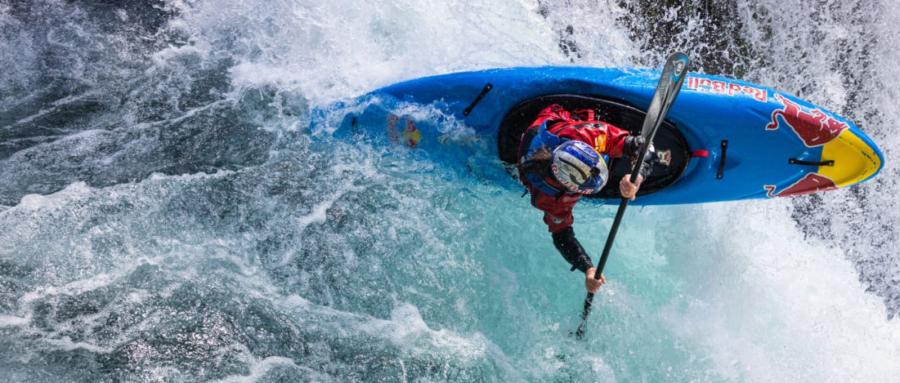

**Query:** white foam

left=20, top=271, right=119, bottom=304
left=274, top=292, right=492, bottom=364
left=44, top=337, right=112, bottom=354
left=0, top=315, right=29, bottom=328
left=12, top=92, right=105, bottom=126
left=213, top=356, right=331, bottom=383
left=661, top=202, right=900, bottom=382
left=16, top=181, right=92, bottom=211
left=178, top=0, right=570, bottom=104
left=291, top=179, right=363, bottom=235
left=365, top=303, right=489, bottom=361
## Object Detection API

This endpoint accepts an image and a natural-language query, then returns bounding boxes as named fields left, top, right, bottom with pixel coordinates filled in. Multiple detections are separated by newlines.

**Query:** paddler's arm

left=552, top=227, right=593, bottom=273
left=599, top=123, right=633, bottom=158
left=552, top=227, right=605, bottom=294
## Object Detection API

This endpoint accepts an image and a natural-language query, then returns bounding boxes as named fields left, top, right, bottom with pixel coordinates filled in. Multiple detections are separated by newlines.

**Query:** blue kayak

left=313, top=67, right=884, bottom=205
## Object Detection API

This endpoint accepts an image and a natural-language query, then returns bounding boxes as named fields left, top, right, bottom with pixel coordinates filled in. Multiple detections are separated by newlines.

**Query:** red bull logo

left=766, top=94, right=848, bottom=147
left=402, top=119, right=422, bottom=148
left=764, top=173, right=838, bottom=198
left=686, top=77, right=768, bottom=102
left=387, top=114, right=422, bottom=148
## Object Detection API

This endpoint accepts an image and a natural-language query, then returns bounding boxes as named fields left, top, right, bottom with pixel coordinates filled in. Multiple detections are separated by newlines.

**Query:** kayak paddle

left=574, top=52, right=691, bottom=339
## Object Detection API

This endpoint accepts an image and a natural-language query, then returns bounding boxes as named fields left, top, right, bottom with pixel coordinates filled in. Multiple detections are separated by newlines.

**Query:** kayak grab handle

left=789, top=158, right=834, bottom=166
left=716, top=140, right=727, bottom=180
left=463, top=83, right=493, bottom=116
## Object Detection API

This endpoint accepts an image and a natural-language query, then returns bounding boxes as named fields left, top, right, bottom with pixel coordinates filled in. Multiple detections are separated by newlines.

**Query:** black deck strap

left=789, top=158, right=834, bottom=166
left=463, top=83, right=493, bottom=116
left=716, top=140, right=728, bottom=180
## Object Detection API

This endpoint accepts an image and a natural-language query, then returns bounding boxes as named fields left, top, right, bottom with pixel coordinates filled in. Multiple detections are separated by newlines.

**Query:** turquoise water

left=2, top=1, right=899, bottom=381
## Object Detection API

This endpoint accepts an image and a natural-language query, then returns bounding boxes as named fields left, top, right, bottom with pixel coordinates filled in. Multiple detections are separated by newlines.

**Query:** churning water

left=1, top=1, right=899, bottom=381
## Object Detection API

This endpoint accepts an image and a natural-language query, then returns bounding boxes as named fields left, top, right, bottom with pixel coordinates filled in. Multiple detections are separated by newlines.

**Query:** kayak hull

left=314, top=67, right=884, bottom=205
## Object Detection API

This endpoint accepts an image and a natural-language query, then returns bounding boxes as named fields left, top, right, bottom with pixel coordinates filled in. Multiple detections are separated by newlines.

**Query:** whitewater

left=1, top=0, right=899, bottom=381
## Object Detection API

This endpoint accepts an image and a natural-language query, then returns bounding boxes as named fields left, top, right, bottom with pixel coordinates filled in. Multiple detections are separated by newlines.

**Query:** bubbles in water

left=2, top=0, right=899, bottom=382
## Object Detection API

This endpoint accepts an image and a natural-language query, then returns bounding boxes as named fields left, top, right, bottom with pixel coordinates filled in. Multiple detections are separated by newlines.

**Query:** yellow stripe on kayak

left=818, top=129, right=882, bottom=188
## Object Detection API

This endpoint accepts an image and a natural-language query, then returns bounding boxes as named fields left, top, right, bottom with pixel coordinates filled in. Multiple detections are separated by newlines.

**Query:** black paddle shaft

left=575, top=53, right=690, bottom=339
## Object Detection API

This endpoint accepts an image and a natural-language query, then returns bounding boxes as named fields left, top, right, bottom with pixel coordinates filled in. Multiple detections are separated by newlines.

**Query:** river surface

left=1, top=1, right=899, bottom=382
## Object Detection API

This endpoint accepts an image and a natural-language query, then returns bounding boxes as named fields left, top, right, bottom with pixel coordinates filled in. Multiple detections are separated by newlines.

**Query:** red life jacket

left=517, top=104, right=630, bottom=232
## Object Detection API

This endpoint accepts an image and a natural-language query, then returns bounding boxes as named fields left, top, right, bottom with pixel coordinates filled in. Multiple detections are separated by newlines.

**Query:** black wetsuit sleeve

left=551, top=227, right=594, bottom=273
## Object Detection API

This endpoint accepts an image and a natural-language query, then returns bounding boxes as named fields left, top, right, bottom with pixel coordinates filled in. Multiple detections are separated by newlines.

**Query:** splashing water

left=1, top=0, right=899, bottom=381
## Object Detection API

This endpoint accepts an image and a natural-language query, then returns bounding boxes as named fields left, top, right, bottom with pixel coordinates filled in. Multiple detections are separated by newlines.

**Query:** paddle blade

left=630, top=52, right=691, bottom=183
left=640, top=52, right=691, bottom=141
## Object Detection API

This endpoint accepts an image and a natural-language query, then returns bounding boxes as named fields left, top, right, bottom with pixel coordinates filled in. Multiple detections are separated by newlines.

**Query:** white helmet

left=551, top=140, right=609, bottom=194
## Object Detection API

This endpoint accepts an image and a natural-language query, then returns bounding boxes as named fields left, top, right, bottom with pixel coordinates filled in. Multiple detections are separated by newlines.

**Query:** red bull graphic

left=766, top=94, right=848, bottom=147
left=686, top=77, right=768, bottom=102
left=387, top=114, right=422, bottom=148
left=402, top=119, right=422, bottom=148
left=764, top=173, right=838, bottom=198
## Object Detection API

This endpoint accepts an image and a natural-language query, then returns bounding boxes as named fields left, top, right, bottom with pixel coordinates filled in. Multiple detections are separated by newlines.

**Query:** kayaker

left=517, top=104, right=655, bottom=294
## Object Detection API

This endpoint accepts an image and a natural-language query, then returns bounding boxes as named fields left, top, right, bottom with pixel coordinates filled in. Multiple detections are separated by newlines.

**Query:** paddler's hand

left=584, top=267, right=606, bottom=293
left=619, top=174, right=643, bottom=200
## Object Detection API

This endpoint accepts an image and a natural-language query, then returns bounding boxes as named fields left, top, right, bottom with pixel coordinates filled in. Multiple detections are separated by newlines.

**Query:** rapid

left=1, top=1, right=899, bottom=381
